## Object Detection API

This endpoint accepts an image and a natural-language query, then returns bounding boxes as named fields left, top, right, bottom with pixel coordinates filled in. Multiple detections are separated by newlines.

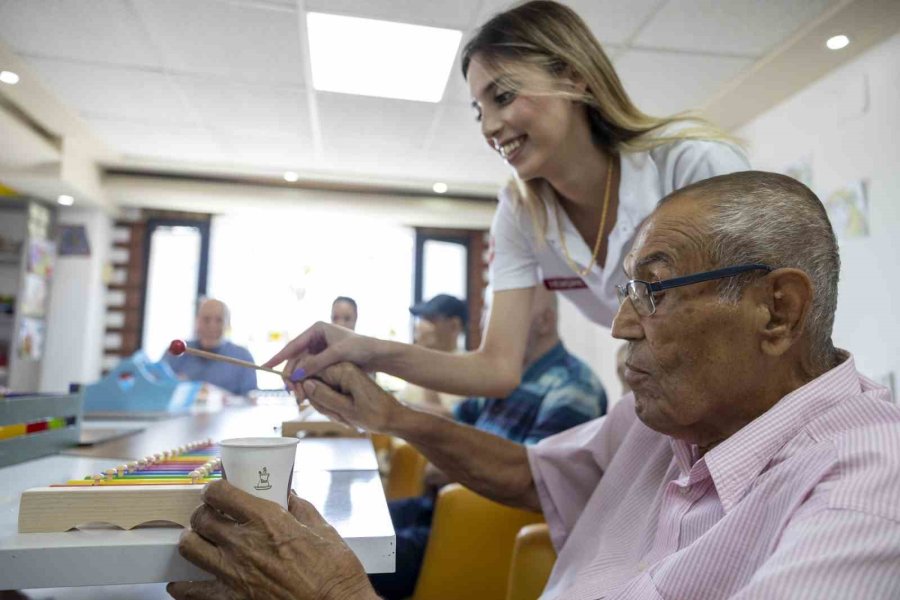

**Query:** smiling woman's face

left=467, top=55, right=583, bottom=182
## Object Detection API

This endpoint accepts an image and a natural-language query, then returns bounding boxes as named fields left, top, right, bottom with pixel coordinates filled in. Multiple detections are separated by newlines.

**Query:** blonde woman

left=267, top=0, right=749, bottom=397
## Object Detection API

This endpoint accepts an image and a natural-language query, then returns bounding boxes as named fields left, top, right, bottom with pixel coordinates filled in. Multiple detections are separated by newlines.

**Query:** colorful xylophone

left=18, top=439, right=222, bottom=533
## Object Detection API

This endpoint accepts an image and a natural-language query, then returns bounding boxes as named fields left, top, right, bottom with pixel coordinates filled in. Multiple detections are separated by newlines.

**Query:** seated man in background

left=163, top=298, right=256, bottom=396
left=169, top=172, right=900, bottom=600
left=398, top=294, right=468, bottom=412
left=371, top=286, right=607, bottom=599
left=330, top=296, right=358, bottom=331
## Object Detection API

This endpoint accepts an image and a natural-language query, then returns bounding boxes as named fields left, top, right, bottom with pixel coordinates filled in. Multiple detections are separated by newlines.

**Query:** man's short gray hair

left=662, top=171, right=840, bottom=372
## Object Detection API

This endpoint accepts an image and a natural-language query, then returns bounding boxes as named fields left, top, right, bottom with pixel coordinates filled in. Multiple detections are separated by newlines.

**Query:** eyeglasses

left=616, top=264, right=773, bottom=317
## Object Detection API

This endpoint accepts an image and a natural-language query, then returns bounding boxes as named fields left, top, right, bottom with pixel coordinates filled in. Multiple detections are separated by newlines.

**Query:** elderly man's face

left=611, top=197, right=765, bottom=447
left=196, top=300, right=226, bottom=350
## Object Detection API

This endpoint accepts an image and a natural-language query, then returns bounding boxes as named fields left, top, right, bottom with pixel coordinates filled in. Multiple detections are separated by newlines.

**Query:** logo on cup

left=254, top=466, right=272, bottom=491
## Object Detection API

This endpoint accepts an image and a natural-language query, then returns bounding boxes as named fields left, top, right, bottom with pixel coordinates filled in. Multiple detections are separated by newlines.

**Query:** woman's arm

left=267, top=287, right=536, bottom=399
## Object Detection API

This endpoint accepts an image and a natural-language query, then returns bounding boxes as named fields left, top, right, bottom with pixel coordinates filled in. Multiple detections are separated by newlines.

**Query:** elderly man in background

left=399, top=294, right=469, bottom=412
left=169, top=172, right=900, bottom=600
left=163, top=298, right=256, bottom=396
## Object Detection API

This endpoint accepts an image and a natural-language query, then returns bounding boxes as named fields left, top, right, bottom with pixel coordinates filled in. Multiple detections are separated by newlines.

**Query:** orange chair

left=506, top=523, right=556, bottom=600
left=386, top=439, right=429, bottom=500
left=410, top=484, right=544, bottom=600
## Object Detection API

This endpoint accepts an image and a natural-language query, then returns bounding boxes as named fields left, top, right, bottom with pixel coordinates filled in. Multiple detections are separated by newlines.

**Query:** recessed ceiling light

left=0, top=71, right=20, bottom=85
left=283, top=171, right=299, bottom=182
left=307, top=13, right=461, bottom=103
left=57, top=195, right=75, bottom=206
left=826, top=35, right=850, bottom=50
left=432, top=182, right=448, bottom=194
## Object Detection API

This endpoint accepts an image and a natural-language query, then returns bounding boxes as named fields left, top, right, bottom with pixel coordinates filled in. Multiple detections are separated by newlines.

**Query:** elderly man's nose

left=611, top=298, right=643, bottom=340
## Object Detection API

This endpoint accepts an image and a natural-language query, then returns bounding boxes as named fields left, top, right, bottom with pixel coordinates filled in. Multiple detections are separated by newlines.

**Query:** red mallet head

left=169, top=339, right=187, bottom=356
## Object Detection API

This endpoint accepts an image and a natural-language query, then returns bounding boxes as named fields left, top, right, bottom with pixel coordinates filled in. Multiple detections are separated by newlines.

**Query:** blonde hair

left=461, top=0, right=738, bottom=235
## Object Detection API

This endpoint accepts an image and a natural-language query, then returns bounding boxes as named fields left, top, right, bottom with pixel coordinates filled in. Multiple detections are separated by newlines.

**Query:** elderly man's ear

left=754, top=268, right=814, bottom=357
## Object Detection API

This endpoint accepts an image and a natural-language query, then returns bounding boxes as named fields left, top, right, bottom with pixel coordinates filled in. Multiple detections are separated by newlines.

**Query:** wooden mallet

left=168, top=339, right=284, bottom=377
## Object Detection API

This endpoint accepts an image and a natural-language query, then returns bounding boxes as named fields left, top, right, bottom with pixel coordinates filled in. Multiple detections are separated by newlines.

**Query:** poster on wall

left=27, top=239, right=55, bottom=277
left=16, top=317, right=44, bottom=360
left=20, top=273, right=48, bottom=317
left=783, top=155, right=813, bottom=189
left=824, top=180, right=869, bottom=239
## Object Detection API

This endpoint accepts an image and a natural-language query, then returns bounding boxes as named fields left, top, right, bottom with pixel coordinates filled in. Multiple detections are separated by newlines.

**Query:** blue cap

left=410, top=294, right=468, bottom=326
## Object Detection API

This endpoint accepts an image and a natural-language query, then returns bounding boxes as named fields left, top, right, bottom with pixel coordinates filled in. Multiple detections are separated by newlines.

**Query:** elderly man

left=169, top=172, right=900, bottom=600
left=164, top=298, right=257, bottom=396
left=400, top=294, right=469, bottom=411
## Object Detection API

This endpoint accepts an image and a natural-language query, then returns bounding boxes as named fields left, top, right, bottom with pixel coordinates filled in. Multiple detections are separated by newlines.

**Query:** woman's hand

left=167, top=480, right=376, bottom=600
left=263, top=322, right=378, bottom=383
left=295, top=362, right=407, bottom=435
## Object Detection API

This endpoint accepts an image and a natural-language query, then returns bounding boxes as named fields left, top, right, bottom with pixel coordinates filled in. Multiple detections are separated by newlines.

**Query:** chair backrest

left=506, top=523, right=556, bottom=600
left=411, top=484, right=544, bottom=600
left=385, top=439, right=428, bottom=500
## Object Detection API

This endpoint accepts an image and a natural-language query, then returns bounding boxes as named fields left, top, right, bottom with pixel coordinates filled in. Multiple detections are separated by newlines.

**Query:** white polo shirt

left=489, top=138, right=750, bottom=327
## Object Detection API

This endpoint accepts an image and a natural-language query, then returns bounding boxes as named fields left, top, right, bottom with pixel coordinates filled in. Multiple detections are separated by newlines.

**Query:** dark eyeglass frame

left=616, top=264, right=773, bottom=316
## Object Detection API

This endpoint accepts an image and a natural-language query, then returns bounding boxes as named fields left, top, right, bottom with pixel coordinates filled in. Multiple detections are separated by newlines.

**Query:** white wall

left=738, top=33, right=900, bottom=393
left=41, top=206, right=111, bottom=392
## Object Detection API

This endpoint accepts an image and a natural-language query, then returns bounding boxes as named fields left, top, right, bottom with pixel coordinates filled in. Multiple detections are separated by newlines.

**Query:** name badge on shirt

left=543, top=277, right=588, bottom=291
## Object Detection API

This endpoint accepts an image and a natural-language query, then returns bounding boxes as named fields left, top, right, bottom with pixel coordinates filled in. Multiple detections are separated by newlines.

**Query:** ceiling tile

left=0, top=0, right=161, bottom=68
left=613, top=49, right=752, bottom=117
left=634, top=0, right=839, bottom=57
left=176, top=77, right=309, bottom=137
left=88, top=118, right=227, bottom=163
left=217, top=132, right=317, bottom=169
left=26, top=58, right=195, bottom=124
left=318, top=92, right=439, bottom=154
left=479, top=0, right=662, bottom=46
left=304, top=0, right=483, bottom=31
left=131, top=0, right=304, bottom=85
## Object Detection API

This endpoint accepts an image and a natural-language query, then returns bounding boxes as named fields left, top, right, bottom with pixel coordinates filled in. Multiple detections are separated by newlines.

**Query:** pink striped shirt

left=528, top=354, right=900, bottom=599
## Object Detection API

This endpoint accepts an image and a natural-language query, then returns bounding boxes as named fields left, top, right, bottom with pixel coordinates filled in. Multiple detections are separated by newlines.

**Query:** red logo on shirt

left=543, top=277, right=588, bottom=291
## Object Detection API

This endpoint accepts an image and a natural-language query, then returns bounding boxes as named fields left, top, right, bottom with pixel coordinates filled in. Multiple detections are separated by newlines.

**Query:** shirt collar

left=671, top=354, right=862, bottom=514
left=697, top=352, right=861, bottom=513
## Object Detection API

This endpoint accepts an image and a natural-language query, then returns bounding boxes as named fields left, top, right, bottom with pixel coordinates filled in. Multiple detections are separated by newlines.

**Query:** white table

left=0, top=438, right=394, bottom=592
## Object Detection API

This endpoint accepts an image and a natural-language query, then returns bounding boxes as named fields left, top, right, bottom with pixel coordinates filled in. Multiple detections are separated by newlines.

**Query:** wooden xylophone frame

left=18, top=440, right=221, bottom=533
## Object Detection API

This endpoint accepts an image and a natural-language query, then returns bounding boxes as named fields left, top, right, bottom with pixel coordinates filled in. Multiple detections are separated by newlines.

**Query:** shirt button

left=638, top=561, right=648, bottom=572
left=680, top=485, right=691, bottom=495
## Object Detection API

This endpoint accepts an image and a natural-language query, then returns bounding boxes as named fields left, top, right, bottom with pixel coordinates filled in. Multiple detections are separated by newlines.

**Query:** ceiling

left=0, top=0, right=866, bottom=196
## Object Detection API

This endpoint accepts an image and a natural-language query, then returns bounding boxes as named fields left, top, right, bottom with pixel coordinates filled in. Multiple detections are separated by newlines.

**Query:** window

left=141, top=221, right=209, bottom=360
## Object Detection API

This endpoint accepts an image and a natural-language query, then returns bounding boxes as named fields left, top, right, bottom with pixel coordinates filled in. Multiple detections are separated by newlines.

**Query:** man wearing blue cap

left=401, top=294, right=469, bottom=411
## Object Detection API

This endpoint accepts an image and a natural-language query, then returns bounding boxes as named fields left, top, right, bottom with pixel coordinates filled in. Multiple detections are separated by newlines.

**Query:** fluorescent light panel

left=307, top=13, right=461, bottom=103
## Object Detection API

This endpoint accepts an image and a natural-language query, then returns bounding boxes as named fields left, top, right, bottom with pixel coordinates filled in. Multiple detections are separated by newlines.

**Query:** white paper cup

left=219, top=437, right=299, bottom=509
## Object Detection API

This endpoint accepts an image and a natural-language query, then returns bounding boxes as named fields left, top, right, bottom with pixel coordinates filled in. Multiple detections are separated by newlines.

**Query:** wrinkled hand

left=167, top=480, right=374, bottom=600
left=293, top=362, right=405, bottom=435
left=262, top=322, right=377, bottom=385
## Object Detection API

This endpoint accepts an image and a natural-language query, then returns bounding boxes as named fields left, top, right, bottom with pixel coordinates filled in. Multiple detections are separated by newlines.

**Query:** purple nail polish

left=290, top=367, right=306, bottom=382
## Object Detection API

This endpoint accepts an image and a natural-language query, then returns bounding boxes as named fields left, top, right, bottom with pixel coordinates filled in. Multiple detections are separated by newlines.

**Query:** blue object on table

left=83, top=351, right=201, bottom=415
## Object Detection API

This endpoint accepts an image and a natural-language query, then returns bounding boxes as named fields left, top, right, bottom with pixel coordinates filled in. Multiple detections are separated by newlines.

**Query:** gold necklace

left=555, top=158, right=615, bottom=278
